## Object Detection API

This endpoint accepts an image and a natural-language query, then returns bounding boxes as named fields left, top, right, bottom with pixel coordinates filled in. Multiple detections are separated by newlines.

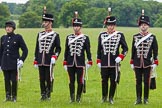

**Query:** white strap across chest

left=101, top=31, right=119, bottom=44
left=68, top=34, right=84, bottom=45
left=135, top=33, right=152, bottom=48
left=39, top=31, right=55, bottom=40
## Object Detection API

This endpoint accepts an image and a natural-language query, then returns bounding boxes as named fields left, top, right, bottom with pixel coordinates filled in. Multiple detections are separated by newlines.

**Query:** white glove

left=131, top=64, right=134, bottom=70
left=34, top=64, right=38, bottom=68
left=51, top=57, right=56, bottom=64
left=0, top=66, right=2, bottom=72
left=86, top=64, right=91, bottom=69
left=115, top=57, right=122, bottom=63
left=64, top=65, right=67, bottom=71
left=97, top=63, right=101, bottom=68
left=17, top=60, right=23, bottom=69
left=151, top=64, right=157, bottom=71
left=151, top=71, right=157, bottom=78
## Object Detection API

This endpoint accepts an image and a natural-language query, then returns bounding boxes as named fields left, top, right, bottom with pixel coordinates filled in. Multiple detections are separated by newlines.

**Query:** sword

left=83, top=62, right=88, bottom=93
left=50, top=62, right=54, bottom=92
left=115, top=63, right=120, bottom=99
left=17, top=59, right=21, bottom=82
left=115, top=63, right=120, bottom=84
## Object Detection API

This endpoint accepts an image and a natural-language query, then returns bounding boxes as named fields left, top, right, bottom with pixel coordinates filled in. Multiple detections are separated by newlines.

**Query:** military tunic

left=34, top=31, right=61, bottom=65
left=131, top=33, right=158, bottom=67
left=97, top=31, right=128, bottom=67
left=64, top=34, right=92, bottom=67
left=0, top=33, right=28, bottom=70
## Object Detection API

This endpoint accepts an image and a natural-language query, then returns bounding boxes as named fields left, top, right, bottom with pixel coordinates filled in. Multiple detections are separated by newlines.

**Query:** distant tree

left=46, top=0, right=59, bottom=27
left=153, top=15, right=162, bottom=27
left=0, top=4, right=10, bottom=28
left=3, top=0, right=162, bottom=28
left=83, top=7, right=107, bottom=28
left=19, top=11, right=41, bottom=28
left=22, top=0, right=59, bottom=27
left=59, top=0, right=88, bottom=27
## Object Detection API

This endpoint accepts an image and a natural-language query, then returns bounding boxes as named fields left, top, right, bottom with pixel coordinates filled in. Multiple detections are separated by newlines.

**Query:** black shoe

left=134, top=99, right=142, bottom=105
left=11, top=96, right=17, bottom=102
left=70, top=94, right=75, bottom=103
left=101, top=97, right=107, bottom=103
left=46, top=95, right=51, bottom=101
left=4, top=96, right=11, bottom=102
left=40, top=95, right=46, bottom=101
left=70, top=99, right=75, bottom=103
left=76, top=95, right=81, bottom=103
left=144, top=99, right=149, bottom=104
left=109, top=98, right=114, bottom=104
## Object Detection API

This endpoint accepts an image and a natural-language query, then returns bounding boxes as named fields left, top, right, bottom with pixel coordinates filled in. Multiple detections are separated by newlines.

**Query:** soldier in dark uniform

left=33, top=13, right=61, bottom=101
left=0, top=21, right=28, bottom=102
left=130, top=10, right=158, bottom=105
left=97, top=9, right=128, bottom=104
left=63, top=11, right=92, bottom=103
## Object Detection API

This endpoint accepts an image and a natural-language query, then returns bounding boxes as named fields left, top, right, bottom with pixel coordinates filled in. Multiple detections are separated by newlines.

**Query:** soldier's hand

left=17, top=60, right=23, bottom=69
left=64, top=65, right=67, bottom=71
left=63, top=61, right=67, bottom=71
left=51, top=57, right=56, bottom=64
left=0, top=66, right=2, bottom=72
left=131, top=64, right=134, bottom=70
left=33, top=61, right=38, bottom=69
left=115, top=57, right=122, bottom=63
left=34, top=64, right=38, bottom=68
left=97, top=63, right=101, bottom=68
left=51, top=55, right=57, bottom=64
left=151, top=64, right=157, bottom=71
left=86, top=61, right=93, bottom=69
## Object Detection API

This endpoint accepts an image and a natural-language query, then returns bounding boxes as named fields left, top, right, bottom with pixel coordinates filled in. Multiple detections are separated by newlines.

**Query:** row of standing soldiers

left=0, top=10, right=158, bottom=105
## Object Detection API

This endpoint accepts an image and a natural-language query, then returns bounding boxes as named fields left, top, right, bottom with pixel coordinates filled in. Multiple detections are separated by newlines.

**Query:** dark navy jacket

left=0, top=33, right=28, bottom=70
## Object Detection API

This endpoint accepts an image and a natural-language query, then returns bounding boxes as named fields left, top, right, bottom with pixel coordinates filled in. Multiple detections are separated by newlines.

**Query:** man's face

left=140, top=23, right=149, bottom=32
left=5, top=26, right=14, bottom=33
left=42, top=20, right=52, bottom=29
left=73, top=25, right=81, bottom=33
left=106, top=24, right=115, bottom=33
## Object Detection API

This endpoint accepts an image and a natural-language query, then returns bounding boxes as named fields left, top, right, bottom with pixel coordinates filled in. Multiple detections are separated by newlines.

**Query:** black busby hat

left=104, top=16, right=116, bottom=25
left=138, top=9, right=150, bottom=26
left=5, top=21, right=16, bottom=29
left=42, top=13, right=54, bottom=22
left=104, top=8, right=116, bottom=25
left=72, top=11, right=82, bottom=26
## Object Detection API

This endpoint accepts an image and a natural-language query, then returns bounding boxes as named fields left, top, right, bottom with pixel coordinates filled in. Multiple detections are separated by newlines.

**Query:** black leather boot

left=69, top=84, right=75, bottom=103
left=76, top=84, right=83, bottom=103
left=134, top=97, right=142, bottom=105
left=4, top=93, right=11, bottom=102
left=101, top=83, right=108, bottom=103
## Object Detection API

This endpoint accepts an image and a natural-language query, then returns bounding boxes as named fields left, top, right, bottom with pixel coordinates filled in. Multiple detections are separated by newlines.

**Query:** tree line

left=1, top=0, right=162, bottom=28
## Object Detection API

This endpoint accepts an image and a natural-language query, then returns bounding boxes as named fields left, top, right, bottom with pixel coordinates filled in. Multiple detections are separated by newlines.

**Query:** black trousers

left=39, top=66, right=51, bottom=97
left=3, top=70, right=18, bottom=98
left=101, top=68, right=116, bottom=99
left=134, top=67, right=151, bottom=100
left=68, top=66, right=84, bottom=99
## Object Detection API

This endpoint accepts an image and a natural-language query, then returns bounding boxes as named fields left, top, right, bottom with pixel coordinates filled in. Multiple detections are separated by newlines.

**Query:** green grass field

left=0, top=27, right=162, bottom=108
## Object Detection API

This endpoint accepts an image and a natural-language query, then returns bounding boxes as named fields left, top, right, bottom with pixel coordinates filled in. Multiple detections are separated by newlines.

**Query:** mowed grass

left=0, top=27, right=162, bottom=108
